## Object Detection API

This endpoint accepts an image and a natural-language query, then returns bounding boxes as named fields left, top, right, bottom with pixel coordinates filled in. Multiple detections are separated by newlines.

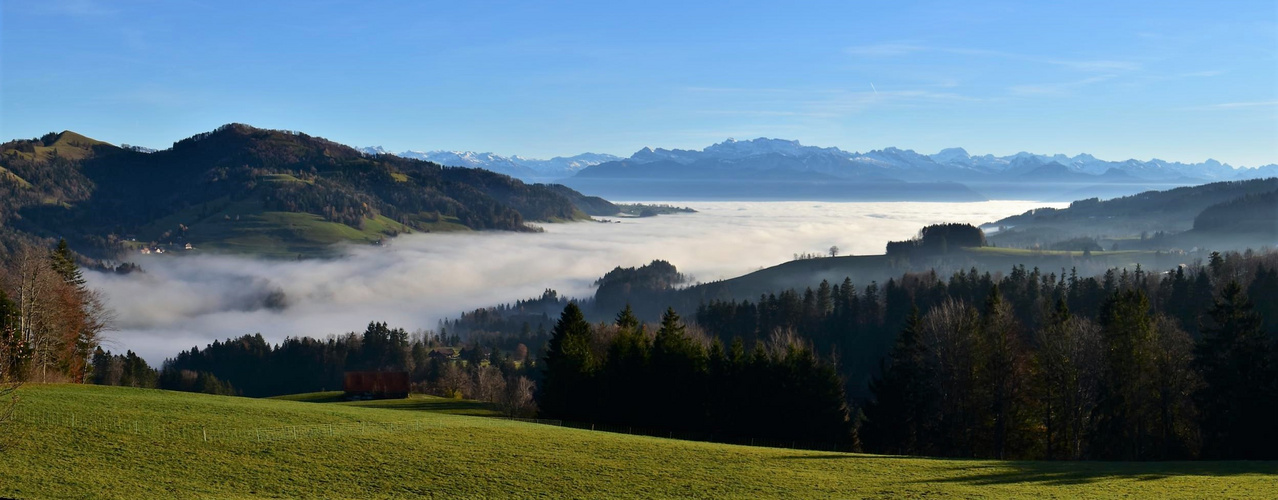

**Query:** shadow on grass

left=342, top=397, right=500, bottom=417
left=777, top=454, right=1278, bottom=486
left=915, top=460, right=1278, bottom=487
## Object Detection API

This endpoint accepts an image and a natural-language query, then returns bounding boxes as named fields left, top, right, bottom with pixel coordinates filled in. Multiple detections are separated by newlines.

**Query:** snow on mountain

left=363, top=138, right=1274, bottom=186
left=928, top=149, right=1269, bottom=182
left=355, top=148, right=620, bottom=181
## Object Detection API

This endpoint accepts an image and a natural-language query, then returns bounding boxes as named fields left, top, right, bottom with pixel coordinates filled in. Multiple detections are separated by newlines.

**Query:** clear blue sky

left=3, top=0, right=1276, bottom=166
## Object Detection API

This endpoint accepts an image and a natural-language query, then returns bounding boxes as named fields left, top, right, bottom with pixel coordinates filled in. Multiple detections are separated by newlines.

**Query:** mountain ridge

left=0, top=124, right=617, bottom=259
left=367, top=137, right=1276, bottom=184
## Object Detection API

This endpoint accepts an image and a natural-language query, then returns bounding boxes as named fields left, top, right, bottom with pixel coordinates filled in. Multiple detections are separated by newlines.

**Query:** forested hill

left=0, top=124, right=612, bottom=258
left=984, top=178, right=1278, bottom=250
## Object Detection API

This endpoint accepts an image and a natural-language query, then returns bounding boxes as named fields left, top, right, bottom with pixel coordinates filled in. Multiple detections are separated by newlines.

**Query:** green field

left=2, top=385, right=1274, bottom=499
left=131, top=197, right=427, bottom=258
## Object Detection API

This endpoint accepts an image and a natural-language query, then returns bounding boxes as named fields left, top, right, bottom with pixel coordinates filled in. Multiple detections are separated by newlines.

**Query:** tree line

left=0, top=239, right=111, bottom=384
left=539, top=304, right=854, bottom=447
left=91, top=321, right=538, bottom=416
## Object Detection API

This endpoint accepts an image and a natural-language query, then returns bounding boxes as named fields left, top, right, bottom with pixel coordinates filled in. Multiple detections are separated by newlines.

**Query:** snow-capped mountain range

left=362, top=138, right=1276, bottom=200
left=609, top=138, right=1275, bottom=183
left=357, top=146, right=620, bottom=181
left=365, top=138, right=1274, bottom=184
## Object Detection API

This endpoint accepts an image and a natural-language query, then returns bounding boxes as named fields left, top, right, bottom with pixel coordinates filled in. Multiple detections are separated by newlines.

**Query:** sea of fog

left=87, top=200, right=1066, bottom=363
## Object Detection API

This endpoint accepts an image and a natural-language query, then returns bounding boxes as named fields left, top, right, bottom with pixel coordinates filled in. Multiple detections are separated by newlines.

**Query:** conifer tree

left=49, top=239, right=85, bottom=290
left=540, top=303, right=596, bottom=421
left=863, top=307, right=928, bottom=455
left=1195, top=282, right=1277, bottom=459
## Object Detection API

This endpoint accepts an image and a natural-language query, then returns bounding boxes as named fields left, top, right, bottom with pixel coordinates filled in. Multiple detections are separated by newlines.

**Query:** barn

left=343, top=371, right=410, bottom=400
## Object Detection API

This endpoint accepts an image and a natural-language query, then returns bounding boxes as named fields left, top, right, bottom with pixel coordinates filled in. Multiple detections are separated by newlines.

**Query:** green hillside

left=0, top=124, right=611, bottom=258
left=3, top=384, right=1274, bottom=499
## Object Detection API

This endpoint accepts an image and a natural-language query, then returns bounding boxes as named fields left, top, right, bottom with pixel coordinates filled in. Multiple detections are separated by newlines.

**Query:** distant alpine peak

left=705, top=137, right=810, bottom=155
left=358, top=146, right=620, bottom=180
left=933, top=147, right=970, bottom=159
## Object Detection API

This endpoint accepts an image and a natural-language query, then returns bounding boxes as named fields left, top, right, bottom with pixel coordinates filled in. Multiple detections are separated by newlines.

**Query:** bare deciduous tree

left=1035, top=307, right=1103, bottom=459
left=499, top=376, right=536, bottom=417
left=472, top=365, right=506, bottom=403
left=437, top=362, right=470, bottom=398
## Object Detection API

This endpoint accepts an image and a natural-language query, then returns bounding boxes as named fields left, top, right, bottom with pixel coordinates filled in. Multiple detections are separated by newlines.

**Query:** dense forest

left=539, top=303, right=853, bottom=447
left=0, top=125, right=615, bottom=259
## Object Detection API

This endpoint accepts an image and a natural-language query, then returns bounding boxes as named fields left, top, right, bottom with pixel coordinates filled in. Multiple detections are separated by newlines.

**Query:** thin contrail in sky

left=870, top=83, right=879, bottom=95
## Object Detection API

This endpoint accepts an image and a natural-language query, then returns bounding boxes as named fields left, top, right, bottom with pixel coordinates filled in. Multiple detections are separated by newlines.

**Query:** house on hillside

left=343, top=371, right=410, bottom=400
left=428, top=347, right=458, bottom=362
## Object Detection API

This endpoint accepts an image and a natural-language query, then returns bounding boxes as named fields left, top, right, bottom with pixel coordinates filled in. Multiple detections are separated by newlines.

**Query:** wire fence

left=12, top=409, right=447, bottom=443
left=493, top=417, right=853, bottom=453
left=15, top=409, right=851, bottom=452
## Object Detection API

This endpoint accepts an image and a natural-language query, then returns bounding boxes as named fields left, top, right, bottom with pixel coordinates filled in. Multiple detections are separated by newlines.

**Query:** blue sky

left=3, top=0, right=1276, bottom=165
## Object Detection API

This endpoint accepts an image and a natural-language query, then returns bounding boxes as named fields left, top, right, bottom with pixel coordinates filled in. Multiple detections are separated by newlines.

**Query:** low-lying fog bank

left=88, top=200, right=1062, bottom=363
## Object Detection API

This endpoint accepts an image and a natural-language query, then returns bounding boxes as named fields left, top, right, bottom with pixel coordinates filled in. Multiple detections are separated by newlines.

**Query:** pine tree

left=651, top=308, right=706, bottom=431
left=50, top=239, right=85, bottom=290
left=863, top=307, right=929, bottom=455
left=615, top=304, right=639, bottom=331
left=976, top=285, right=1030, bottom=459
left=1091, top=289, right=1164, bottom=459
left=540, top=303, right=596, bottom=421
left=1194, top=281, right=1277, bottom=459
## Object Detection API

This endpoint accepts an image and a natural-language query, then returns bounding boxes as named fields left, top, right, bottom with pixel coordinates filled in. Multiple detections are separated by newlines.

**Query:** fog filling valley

left=89, top=200, right=1064, bottom=363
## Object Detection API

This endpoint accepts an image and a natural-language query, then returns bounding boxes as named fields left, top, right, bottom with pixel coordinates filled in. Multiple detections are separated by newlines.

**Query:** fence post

left=203, top=428, right=208, bottom=442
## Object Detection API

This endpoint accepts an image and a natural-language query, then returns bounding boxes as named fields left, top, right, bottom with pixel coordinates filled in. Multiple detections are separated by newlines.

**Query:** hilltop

left=0, top=125, right=616, bottom=258
left=3, top=384, right=1273, bottom=499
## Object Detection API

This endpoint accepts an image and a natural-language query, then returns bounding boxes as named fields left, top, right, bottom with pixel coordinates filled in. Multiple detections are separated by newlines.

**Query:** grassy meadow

left=1, top=384, right=1274, bottom=499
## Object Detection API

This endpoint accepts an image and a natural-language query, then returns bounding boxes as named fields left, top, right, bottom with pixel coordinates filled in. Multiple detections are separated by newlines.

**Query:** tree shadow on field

left=777, top=454, right=1278, bottom=486
left=913, top=460, right=1278, bottom=487
left=343, top=397, right=500, bottom=417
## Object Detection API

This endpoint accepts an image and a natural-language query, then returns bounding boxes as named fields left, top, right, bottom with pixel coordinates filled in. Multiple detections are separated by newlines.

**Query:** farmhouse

left=428, top=347, right=458, bottom=362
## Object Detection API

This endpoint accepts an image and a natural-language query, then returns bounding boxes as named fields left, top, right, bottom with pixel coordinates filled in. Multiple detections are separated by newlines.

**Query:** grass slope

left=3, top=385, right=1274, bottom=499
left=134, top=198, right=424, bottom=258
left=270, top=391, right=501, bottom=417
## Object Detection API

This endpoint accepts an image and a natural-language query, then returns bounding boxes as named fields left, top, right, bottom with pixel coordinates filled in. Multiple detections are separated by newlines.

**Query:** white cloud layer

left=88, top=200, right=1062, bottom=363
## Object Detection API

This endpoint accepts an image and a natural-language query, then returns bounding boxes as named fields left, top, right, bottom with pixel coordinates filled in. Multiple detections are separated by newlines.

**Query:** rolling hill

left=984, top=178, right=1278, bottom=251
left=3, top=384, right=1274, bottom=499
left=0, top=125, right=617, bottom=258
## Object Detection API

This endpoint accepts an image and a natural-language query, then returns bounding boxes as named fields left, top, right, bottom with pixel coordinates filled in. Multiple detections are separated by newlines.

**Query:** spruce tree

left=50, top=238, right=85, bottom=290
left=1194, top=282, right=1277, bottom=459
left=540, top=303, right=595, bottom=421
left=615, top=304, right=639, bottom=331
left=863, top=307, right=928, bottom=455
